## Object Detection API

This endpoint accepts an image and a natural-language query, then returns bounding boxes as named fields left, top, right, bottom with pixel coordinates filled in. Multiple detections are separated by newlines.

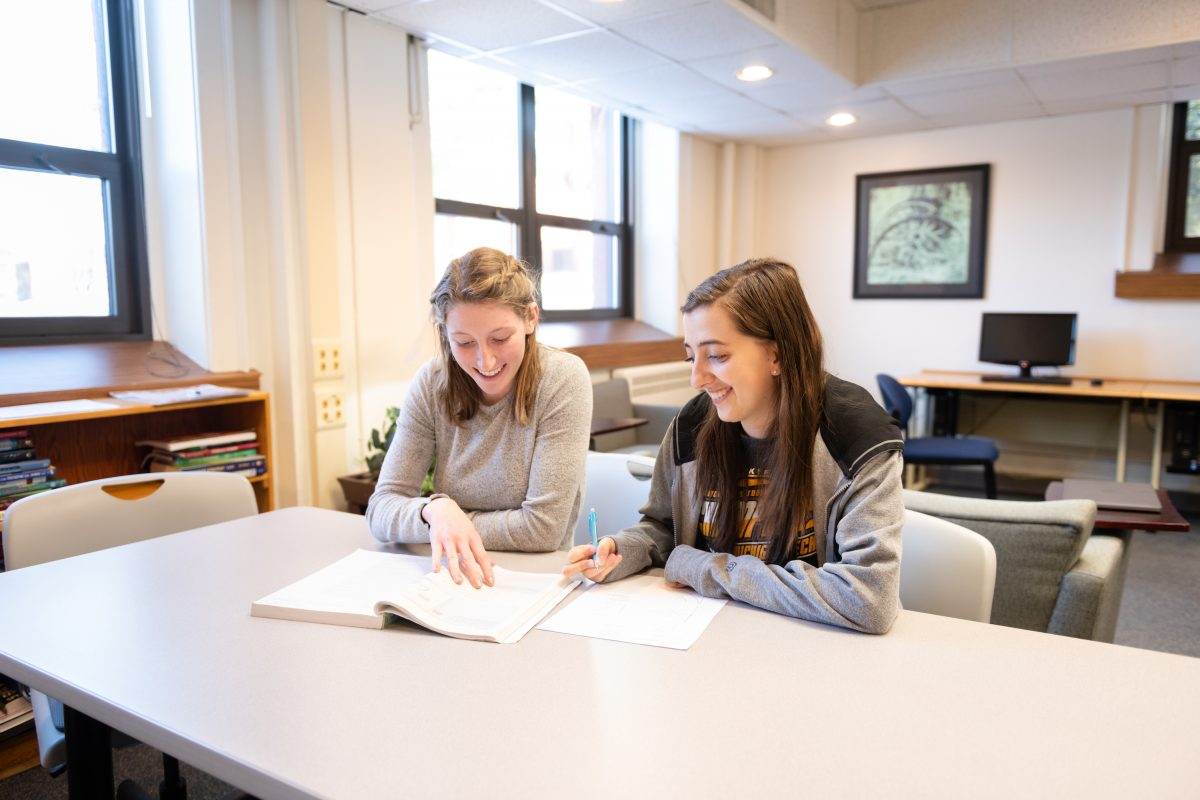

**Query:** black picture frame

left=853, top=163, right=990, bottom=299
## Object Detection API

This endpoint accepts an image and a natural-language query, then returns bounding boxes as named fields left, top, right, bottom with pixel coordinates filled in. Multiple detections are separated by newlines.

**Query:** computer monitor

left=978, top=312, right=1077, bottom=385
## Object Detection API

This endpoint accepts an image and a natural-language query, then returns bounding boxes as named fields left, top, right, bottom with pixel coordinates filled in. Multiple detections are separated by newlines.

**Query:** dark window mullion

left=535, top=213, right=621, bottom=235
left=619, top=115, right=634, bottom=316
left=1165, top=101, right=1200, bottom=252
left=0, top=139, right=124, bottom=179
left=518, top=84, right=540, bottom=274
left=435, top=198, right=522, bottom=222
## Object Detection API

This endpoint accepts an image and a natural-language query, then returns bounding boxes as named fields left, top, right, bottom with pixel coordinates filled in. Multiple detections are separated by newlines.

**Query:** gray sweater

left=606, top=377, right=905, bottom=634
left=366, top=344, right=592, bottom=551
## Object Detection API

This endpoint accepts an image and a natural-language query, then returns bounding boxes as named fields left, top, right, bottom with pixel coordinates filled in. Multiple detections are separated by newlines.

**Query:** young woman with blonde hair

left=369, top=247, right=592, bottom=589
left=563, top=258, right=905, bottom=633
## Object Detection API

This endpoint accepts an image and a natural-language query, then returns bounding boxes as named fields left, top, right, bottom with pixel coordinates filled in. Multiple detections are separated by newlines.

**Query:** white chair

left=574, top=452, right=656, bottom=546
left=898, top=508, right=997, bottom=624
left=2, top=471, right=259, bottom=783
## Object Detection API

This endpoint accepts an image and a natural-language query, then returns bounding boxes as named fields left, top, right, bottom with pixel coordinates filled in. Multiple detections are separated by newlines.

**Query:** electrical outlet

left=313, top=338, right=343, bottom=379
left=315, top=388, right=346, bottom=430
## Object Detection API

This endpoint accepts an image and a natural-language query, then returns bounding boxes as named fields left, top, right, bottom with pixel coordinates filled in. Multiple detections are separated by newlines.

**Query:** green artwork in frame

left=853, top=164, right=990, bottom=299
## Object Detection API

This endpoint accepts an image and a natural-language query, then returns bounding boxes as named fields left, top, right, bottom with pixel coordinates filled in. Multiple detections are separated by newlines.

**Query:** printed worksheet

left=537, top=574, right=726, bottom=650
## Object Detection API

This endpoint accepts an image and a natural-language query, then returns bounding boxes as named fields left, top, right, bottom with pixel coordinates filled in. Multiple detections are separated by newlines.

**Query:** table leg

left=1151, top=401, right=1165, bottom=489
left=1116, top=399, right=1130, bottom=482
left=64, top=705, right=114, bottom=800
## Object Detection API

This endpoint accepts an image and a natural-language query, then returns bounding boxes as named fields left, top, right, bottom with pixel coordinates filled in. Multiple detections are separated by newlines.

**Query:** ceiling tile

left=862, top=0, right=1015, bottom=82
left=919, top=104, right=1047, bottom=130
left=1014, top=45, right=1175, bottom=78
left=609, top=2, right=780, bottom=62
left=498, top=30, right=667, bottom=83
left=374, top=0, right=590, bottom=52
left=579, top=62, right=728, bottom=107
left=789, top=96, right=924, bottom=127
left=672, top=91, right=781, bottom=124
left=540, top=0, right=709, bottom=26
left=900, top=80, right=1035, bottom=116
left=691, top=112, right=819, bottom=145
left=1023, top=61, right=1171, bottom=103
left=748, top=82, right=887, bottom=115
left=684, top=43, right=852, bottom=93
left=1040, top=88, right=1172, bottom=116
left=881, top=67, right=1021, bottom=99
left=1012, top=0, right=1174, bottom=64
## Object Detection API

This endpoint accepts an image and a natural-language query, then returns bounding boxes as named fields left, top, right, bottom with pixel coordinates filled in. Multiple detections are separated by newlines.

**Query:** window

left=428, top=50, right=632, bottom=320
left=0, top=0, right=149, bottom=341
left=1164, top=99, right=1200, bottom=252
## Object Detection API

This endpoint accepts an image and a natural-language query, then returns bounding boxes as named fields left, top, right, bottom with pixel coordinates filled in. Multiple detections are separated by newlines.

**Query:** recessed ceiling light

left=736, top=65, right=774, bottom=82
left=826, top=112, right=857, bottom=127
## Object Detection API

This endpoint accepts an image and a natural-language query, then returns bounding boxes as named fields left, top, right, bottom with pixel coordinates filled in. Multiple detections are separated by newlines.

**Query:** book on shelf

left=0, top=448, right=36, bottom=465
left=0, top=465, right=55, bottom=486
left=251, top=549, right=577, bottom=644
left=0, top=458, right=51, bottom=475
left=136, top=430, right=257, bottom=452
left=0, top=429, right=29, bottom=440
left=149, top=455, right=266, bottom=477
left=153, top=446, right=259, bottom=469
left=0, top=480, right=68, bottom=510
left=0, top=436, right=33, bottom=452
left=0, top=471, right=57, bottom=498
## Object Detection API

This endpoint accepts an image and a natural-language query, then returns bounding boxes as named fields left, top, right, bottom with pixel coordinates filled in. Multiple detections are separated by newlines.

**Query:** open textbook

left=252, top=549, right=577, bottom=644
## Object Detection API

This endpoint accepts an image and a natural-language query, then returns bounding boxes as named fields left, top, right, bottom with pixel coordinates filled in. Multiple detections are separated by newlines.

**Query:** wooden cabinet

left=3, top=393, right=274, bottom=515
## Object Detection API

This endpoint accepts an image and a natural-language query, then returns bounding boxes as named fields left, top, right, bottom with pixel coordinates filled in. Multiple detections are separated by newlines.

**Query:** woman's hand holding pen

left=562, top=537, right=621, bottom=582
left=422, top=496, right=495, bottom=589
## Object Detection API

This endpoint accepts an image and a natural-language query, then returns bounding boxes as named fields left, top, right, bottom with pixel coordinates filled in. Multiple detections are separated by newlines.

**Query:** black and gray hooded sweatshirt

left=604, top=374, right=905, bottom=634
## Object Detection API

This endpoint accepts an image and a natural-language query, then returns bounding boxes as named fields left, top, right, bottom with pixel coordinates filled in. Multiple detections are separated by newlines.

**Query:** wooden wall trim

left=0, top=341, right=261, bottom=407
left=539, top=319, right=683, bottom=370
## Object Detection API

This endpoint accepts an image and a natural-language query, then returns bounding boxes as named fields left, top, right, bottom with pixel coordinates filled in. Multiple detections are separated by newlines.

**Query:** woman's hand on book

left=424, top=497, right=494, bottom=589
left=562, top=537, right=621, bottom=582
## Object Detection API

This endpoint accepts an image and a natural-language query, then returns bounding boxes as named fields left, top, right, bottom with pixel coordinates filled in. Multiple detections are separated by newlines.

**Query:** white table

left=1, top=507, right=1198, bottom=799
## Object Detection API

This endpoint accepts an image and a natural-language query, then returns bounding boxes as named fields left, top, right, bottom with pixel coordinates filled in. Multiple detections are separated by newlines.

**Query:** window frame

left=433, top=83, right=634, bottom=321
left=0, top=0, right=151, bottom=343
left=1164, top=100, right=1200, bottom=253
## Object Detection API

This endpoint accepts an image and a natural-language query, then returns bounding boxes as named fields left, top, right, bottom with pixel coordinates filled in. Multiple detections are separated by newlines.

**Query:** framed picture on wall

left=853, top=163, right=990, bottom=299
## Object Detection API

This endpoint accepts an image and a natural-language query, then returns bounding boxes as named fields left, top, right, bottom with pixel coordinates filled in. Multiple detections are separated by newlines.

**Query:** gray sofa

left=902, top=489, right=1130, bottom=642
left=590, top=377, right=680, bottom=457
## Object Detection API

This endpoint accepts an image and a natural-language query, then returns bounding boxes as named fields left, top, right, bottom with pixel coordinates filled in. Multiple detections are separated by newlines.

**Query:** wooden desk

left=900, top=370, right=1200, bottom=488
left=1044, top=481, right=1191, bottom=532
left=1, top=508, right=1199, bottom=798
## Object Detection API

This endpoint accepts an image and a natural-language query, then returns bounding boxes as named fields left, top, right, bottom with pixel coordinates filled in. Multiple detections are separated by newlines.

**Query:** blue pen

left=588, top=507, right=599, bottom=568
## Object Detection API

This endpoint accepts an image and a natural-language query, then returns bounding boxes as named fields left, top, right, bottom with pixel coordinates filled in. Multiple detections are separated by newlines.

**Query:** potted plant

left=337, top=406, right=435, bottom=513
left=338, top=406, right=398, bottom=514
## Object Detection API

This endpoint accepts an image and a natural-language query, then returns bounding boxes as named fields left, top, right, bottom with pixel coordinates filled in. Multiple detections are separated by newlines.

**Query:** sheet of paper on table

left=538, top=574, right=726, bottom=650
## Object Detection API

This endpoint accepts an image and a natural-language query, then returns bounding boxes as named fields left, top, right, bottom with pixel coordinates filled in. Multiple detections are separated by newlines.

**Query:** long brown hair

left=430, top=247, right=543, bottom=425
left=682, top=258, right=826, bottom=564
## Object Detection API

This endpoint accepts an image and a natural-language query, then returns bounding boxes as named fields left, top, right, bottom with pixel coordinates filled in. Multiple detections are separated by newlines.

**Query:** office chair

left=877, top=373, right=999, bottom=498
left=574, top=452, right=656, bottom=547
left=2, top=472, right=259, bottom=799
left=898, top=509, right=996, bottom=623
left=589, top=378, right=680, bottom=458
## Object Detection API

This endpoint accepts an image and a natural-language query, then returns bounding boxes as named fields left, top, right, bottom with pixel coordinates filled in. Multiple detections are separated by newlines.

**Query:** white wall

left=759, top=107, right=1200, bottom=486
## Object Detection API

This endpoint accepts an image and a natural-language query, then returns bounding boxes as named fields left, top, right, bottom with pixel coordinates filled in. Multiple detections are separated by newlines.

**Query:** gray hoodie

left=605, top=375, right=906, bottom=634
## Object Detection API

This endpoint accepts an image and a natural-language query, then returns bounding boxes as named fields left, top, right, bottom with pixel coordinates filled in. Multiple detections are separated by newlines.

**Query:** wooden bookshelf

left=1, top=393, right=275, bottom=518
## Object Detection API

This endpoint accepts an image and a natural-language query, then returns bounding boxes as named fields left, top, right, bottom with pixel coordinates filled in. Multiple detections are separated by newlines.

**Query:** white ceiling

left=339, top=0, right=1200, bottom=146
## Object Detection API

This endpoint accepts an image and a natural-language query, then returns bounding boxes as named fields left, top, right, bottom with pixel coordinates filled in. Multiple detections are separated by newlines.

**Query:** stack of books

left=0, top=675, right=33, bottom=737
left=138, top=430, right=266, bottom=478
left=0, top=428, right=68, bottom=515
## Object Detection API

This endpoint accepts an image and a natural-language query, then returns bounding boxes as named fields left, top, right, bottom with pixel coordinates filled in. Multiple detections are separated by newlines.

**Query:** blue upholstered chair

left=877, top=373, right=999, bottom=499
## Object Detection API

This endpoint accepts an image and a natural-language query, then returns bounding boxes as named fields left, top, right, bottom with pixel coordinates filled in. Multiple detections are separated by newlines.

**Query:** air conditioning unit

left=611, top=362, right=698, bottom=406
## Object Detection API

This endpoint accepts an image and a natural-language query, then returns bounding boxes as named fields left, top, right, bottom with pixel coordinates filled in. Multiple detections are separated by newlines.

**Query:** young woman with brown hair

left=563, top=258, right=905, bottom=633
left=368, top=247, right=592, bottom=589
